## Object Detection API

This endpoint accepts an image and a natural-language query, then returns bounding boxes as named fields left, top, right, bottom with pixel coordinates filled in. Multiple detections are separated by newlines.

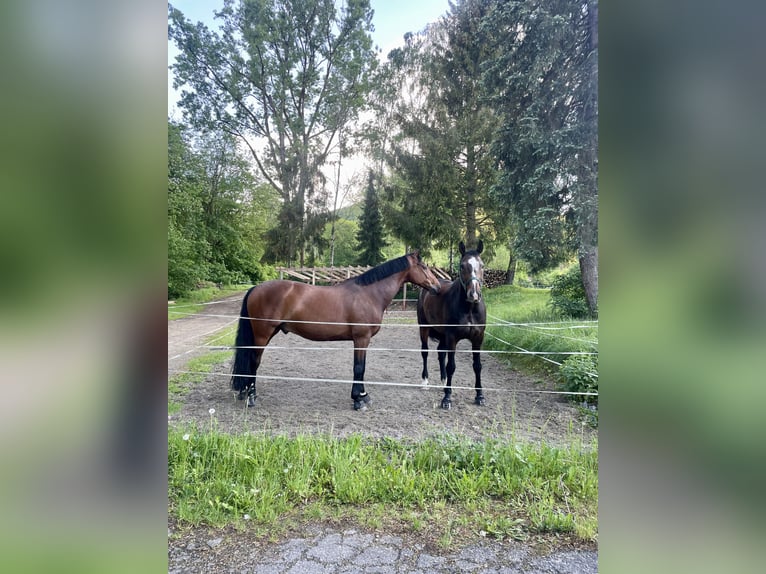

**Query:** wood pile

left=443, top=268, right=508, bottom=288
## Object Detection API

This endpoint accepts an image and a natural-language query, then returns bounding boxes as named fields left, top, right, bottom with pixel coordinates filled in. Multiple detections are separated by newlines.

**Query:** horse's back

left=245, top=280, right=378, bottom=341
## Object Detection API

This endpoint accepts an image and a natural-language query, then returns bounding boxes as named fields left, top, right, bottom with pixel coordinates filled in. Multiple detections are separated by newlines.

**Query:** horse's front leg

left=441, top=336, right=456, bottom=410
left=351, top=339, right=371, bottom=411
left=472, top=337, right=484, bottom=406
left=437, top=338, right=448, bottom=386
left=420, top=327, right=430, bottom=386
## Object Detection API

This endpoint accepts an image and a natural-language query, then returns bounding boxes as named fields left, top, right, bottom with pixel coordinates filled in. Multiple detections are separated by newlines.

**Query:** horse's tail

left=230, top=286, right=258, bottom=392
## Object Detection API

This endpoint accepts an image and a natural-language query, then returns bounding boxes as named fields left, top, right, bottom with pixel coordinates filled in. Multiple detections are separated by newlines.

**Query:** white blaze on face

left=466, top=255, right=482, bottom=301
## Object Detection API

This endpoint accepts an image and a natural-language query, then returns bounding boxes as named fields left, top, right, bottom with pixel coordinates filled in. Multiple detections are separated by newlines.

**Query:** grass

left=168, top=429, right=598, bottom=545
left=168, top=284, right=248, bottom=320
left=483, top=285, right=598, bottom=379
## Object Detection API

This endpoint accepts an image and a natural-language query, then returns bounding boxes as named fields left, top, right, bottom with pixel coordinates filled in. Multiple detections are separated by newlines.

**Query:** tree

left=167, top=120, right=277, bottom=297
left=322, top=218, right=358, bottom=267
left=375, top=0, right=500, bottom=254
left=168, top=0, right=377, bottom=266
left=482, top=0, right=598, bottom=313
left=355, top=172, right=388, bottom=266
left=168, top=121, right=208, bottom=297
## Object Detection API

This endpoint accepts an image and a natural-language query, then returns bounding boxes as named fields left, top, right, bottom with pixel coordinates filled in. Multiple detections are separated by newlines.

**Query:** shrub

left=549, top=266, right=591, bottom=318
left=558, top=355, right=598, bottom=407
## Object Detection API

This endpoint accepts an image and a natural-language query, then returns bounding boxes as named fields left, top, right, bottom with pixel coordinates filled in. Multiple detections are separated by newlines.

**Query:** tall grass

left=483, top=285, right=598, bottom=378
left=169, top=428, right=598, bottom=543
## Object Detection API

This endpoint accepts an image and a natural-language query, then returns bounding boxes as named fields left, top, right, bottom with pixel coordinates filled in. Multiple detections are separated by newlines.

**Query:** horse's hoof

left=475, top=396, right=485, bottom=406
left=421, top=378, right=429, bottom=387
left=353, top=400, right=368, bottom=411
left=247, top=395, right=256, bottom=407
left=237, top=390, right=247, bottom=401
left=441, top=399, right=452, bottom=410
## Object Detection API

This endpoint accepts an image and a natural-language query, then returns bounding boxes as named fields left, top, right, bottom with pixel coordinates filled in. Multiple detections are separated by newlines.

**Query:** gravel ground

left=169, top=522, right=597, bottom=574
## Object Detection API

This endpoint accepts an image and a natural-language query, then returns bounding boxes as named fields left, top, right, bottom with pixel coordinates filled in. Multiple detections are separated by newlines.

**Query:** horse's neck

left=370, top=270, right=409, bottom=306
left=448, top=280, right=484, bottom=316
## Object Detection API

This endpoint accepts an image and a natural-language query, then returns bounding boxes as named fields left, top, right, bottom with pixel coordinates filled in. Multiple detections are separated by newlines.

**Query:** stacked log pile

left=445, top=268, right=508, bottom=288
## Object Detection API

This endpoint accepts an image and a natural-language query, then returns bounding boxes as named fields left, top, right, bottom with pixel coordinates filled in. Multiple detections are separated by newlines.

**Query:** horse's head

left=407, top=251, right=441, bottom=294
left=458, top=240, right=484, bottom=303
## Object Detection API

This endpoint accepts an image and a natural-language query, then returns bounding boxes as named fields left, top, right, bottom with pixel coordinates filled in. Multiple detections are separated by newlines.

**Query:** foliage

left=167, top=121, right=277, bottom=298
left=168, top=429, right=598, bottom=542
left=482, top=0, right=598, bottom=293
left=168, top=0, right=377, bottom=266
left=549, top=265, right=592, bottom=319
left=559, top=355, right=598, bottom=407
left=355, top=172, right=388, bottom=265
left=322, top=218, right=359, bottom=267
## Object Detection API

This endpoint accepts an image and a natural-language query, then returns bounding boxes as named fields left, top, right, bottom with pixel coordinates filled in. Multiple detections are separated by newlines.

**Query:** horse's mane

left=352, top=254, right=413, bottom=286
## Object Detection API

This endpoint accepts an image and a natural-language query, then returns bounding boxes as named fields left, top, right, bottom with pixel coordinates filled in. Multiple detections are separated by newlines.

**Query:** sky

left=168, top=0, right=451, bottom=117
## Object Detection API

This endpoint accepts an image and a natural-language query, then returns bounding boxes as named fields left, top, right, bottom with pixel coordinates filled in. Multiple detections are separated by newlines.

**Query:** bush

left=558, top=355, right=598, bottom=407
left=549, top=266, right=591, bottom=318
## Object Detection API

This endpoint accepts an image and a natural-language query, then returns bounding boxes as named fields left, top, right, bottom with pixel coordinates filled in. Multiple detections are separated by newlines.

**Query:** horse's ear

left=412, top=249, right=420, bottom=260
left=477, top=240, right=483, bottom=254
left=459, top=241, right=466, bottom=255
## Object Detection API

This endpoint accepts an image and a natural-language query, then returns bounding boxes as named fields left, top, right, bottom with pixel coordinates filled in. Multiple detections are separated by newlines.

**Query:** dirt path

left=168, top=294, right=244, bottom=373
left=168, top=293, right=594, bottom=446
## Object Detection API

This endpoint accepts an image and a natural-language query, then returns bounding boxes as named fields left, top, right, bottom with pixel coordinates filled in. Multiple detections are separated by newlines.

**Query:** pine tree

left=356, top=172, right=388, bottom=266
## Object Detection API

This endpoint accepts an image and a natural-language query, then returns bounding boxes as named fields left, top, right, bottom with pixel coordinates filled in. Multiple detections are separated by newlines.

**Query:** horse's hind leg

left=245, top=348, right=265, bottom=407
left=351, top=338, right=372, bottom=411
left=242, top=328, right=276, bottom=407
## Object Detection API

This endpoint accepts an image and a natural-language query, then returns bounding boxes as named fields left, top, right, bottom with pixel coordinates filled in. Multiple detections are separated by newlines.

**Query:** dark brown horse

left=231, top=252, right=441, bottom=410
left=418, top=241, right=486, bottom=409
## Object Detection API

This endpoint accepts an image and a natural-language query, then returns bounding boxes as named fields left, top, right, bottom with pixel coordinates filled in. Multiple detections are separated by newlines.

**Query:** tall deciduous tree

left=355, top=171, right=388, bottom=266
left=483, top=0, right=598, bottom=313
left=168, top=0, right=376, bottom=266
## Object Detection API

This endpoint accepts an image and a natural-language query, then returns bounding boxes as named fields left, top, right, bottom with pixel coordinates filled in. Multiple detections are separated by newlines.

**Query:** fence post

left=402, top=283, right=407, bottom=310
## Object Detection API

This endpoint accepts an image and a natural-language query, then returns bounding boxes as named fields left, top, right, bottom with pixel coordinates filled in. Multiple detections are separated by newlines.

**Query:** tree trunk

left=505, top=250, right=516, bottom=285
left=579, top=246, right=598, bottom=316
left=579, top=0, right=598, bottom=317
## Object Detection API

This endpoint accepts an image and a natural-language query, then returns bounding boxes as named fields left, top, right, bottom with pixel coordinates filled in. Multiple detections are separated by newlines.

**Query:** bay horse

left=418, top=240, right=486, bottom=410
left=230, top=252, right=441, bottom=410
